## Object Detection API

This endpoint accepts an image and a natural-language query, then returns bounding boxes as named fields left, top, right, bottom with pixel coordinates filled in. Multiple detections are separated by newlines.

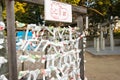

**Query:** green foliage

left=88, top=0, right=120, bottom=23
left=114, top=30, right=120, bottom=39
left=15, top=2, right=44, bottom=24
left=2, top=1, right=44, bottom=24
left=96, top=0, right=111, bottom=15
left=59, top=0, right=80, bottom=5
left=112, top=1, right=120, bottom=17
left=1, top=0, right=120, bottom=25
left=2, top=2, right=27, bottom=20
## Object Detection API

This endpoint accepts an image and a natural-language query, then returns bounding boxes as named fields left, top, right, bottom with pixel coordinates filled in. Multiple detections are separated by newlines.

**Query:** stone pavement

left=86, top=46, right=120, bottom=55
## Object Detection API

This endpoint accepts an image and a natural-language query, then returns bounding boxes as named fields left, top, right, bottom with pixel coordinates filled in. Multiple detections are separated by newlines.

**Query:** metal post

left=77, top=16, right=84, bottom=80
left=6, top=0, right=18, bottom=80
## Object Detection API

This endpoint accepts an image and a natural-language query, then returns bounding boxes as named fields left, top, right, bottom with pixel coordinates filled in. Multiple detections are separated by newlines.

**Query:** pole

left=0, top=1, right=3, bottom=21
left=109, top=24, right=114, bottom=51
left=103, top=38, right=105, bottom=50
left=96, top=37, right=100, bottom=52
left=77, top=16, right=84, bottom=80
left=96, top=24, right=100, bottom=52
left=86, top=16, right=88, bottom=29
left=100, top=27, right=104, bottom=50
left=6, top=0, right=18, bottom=80
left=94, top=38, right=96, bottom=49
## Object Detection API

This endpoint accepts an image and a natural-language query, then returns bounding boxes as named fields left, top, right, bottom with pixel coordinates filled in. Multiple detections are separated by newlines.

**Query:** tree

left=111, top=0, right=120, bottom=17
left=83, top=0, right=119, bottom=23
left=59, top=0, right=81, bottom=5
left=2, top=1, right=44, bottom=24
left=2, top=1, right=27, bottom=22
left=85, top=0, right=120, bottom=23
left=2, top=0, right=120, bottom=24
left=15, top=3, right=44, bottom=25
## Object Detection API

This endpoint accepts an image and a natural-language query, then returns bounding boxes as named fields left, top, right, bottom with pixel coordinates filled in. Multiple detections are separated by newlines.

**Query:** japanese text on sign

left=45, top=0, right=72, bottom=23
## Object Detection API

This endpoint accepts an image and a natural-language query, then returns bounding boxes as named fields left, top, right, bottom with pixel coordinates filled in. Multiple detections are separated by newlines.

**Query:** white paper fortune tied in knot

left=0, top=22, right=5, bottom=31
left=0, top=57, right=7, bottom=68
left=0, top=75, right=8, bottom=80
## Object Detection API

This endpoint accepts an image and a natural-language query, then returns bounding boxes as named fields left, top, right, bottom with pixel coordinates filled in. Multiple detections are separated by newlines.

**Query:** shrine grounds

left=85, top=51, right=120, bottom=80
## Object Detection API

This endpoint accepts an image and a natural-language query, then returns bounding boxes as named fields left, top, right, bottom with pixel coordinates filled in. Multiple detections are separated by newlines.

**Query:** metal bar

left=77, top=16, right=84, bottom=80
left=6, top=0, right=18, bottom=80
left=15, top=0, right=87, bottom=14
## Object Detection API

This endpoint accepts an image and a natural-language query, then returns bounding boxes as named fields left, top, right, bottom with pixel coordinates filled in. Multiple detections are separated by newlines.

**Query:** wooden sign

left=44, top=0, right=72, bottom=22
left=15, top=0, right=87, bottom=14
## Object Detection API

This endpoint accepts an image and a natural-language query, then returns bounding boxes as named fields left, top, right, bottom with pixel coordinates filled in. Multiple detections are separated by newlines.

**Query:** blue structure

left=16, top=31, right=33, bottom=50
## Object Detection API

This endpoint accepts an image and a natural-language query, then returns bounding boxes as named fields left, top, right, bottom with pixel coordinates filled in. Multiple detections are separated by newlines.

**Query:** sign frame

left=44, top=0, right=72, bottom=23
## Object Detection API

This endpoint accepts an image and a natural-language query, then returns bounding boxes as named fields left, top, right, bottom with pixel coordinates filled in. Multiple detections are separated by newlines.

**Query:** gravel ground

left=85, top=52, right=120, bottom=80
